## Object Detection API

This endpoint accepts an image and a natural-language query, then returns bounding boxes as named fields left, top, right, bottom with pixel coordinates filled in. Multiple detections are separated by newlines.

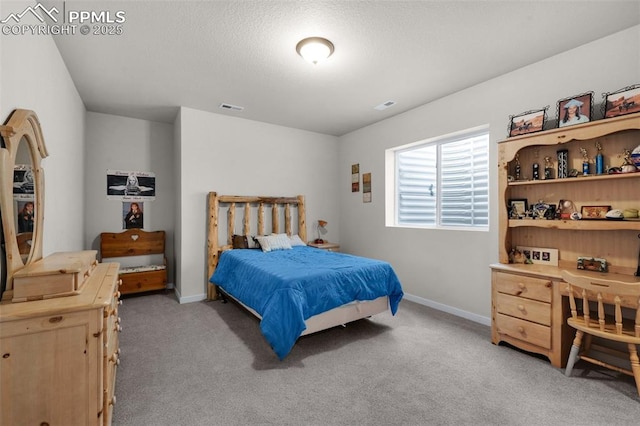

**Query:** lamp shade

left=315, top=220, right=328, bottom=243
left=296, top=37, right=334, bottom=64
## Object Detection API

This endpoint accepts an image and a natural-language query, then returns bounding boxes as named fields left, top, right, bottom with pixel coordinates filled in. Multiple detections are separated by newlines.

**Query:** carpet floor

left=112, top=292, right=640, bottom=425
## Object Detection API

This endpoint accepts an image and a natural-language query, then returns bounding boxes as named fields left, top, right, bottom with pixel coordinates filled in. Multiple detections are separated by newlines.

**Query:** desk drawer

left=494, top=272, right=552, bottom=303
left=496, top=293, right=551, bottom=326
left=495, top=313, right=551, bottom=349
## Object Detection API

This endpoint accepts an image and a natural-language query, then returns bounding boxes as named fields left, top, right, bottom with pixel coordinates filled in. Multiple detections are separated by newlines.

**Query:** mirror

left=0, top=110, right=48, bottom=301
left=14, top=137, right=36, bottom=263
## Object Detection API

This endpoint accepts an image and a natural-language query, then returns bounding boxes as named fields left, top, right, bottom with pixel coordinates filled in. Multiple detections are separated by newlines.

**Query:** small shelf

left=508, top=218, right=640, bottom=231
left=508, top=171, right=640, bottom=186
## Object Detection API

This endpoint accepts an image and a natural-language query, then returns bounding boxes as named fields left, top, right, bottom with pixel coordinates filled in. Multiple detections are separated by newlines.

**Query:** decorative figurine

left=558, top=199, right=577, bottom=219
left=532, top=162, right=540, bottom=180
left=514, top=153, right=521, bottom=181
left=580, top=147, right=590, bottom=175
left=621, top=148, right=638, bottom=173
left=544, top=156, right=554, bottom=179
left=595, top=141, right=604, bottom=175
left=557, top=149, right=568, bottom=178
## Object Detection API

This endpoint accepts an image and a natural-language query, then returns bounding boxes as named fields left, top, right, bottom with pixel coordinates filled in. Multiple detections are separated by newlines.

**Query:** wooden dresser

left=0, top=262, right=122, bottom=425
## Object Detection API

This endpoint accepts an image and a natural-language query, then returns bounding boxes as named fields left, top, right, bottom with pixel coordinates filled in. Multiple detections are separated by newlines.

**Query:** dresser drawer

left=495, top=293, right=551, bottom=326
left=494, top=272, right=552, bottom=303
left=495, top=313, right=551, bottom=349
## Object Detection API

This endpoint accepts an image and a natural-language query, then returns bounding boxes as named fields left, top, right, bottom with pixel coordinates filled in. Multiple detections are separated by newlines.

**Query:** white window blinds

left=396, top=131, right=489, bottom=228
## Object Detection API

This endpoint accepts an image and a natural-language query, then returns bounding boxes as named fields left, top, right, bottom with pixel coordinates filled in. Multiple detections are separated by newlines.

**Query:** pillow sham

left=248, top=236, right=261, bottom=249
left=232, top=234, right=261, bottom=249
left=289, top=234, right=306, bottom=246
left=270, top=233, right=293, bottom=251
left=255, top=234, right=292, bottom=252
left=232, top=234, right=248, bottom=249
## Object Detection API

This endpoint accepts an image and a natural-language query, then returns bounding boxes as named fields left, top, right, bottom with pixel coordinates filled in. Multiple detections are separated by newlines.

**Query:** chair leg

left=565, top=330, right=583, bottom=377
left=628, top=343, right=640, bottom=397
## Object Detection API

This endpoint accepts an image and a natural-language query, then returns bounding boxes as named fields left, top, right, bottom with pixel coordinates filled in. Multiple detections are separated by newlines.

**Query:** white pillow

left=254, top=235, right=272, bottom=252
left=268, top=233, right=293, bottom=251
left=255, top=234, right=292, bottom=252
left=247, top=236, right=260, bottom=249
left=289, top=234, right=306, bottom=246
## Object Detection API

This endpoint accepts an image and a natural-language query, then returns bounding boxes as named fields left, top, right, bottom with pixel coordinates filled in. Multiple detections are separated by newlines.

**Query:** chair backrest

left=561, top=270, right=640, bottom=339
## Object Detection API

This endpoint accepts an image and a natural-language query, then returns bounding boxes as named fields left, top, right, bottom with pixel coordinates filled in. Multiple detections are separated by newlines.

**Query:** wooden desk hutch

left=490, top=113, right=640, bottom=368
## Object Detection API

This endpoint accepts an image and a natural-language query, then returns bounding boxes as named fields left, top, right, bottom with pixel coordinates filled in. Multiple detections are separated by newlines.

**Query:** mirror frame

left=0, top=109, right=48, bottom=301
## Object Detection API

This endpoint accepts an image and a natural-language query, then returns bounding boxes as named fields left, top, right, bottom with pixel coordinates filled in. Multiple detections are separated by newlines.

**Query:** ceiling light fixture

left=296, top=37, right=334, bottom=64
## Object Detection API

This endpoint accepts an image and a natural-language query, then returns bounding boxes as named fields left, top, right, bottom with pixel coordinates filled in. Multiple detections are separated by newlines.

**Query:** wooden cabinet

left=491, top=113, right=640, bottom=367
left=100, top=229, right=167, bottom=295
left=0, top=263, right=121, bottom=425
left=307, top=241, right=340, bottom=252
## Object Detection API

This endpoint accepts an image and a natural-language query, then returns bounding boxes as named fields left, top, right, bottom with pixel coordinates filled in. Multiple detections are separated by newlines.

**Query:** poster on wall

left=107, top=169, right=156, bottom=200
left=351, top=163, right=360, bottom=192
left=13, top=164, right=35, bottom=200
left=363, top=172, right=371, bottom=203
left=122, top=201, right=144, bottom=229
left=16, top=200, right=34, bottom=233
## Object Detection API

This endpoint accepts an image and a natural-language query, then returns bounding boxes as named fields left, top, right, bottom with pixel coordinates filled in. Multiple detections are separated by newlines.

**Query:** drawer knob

left=517, top=326, right=525, bottom=334
left=517, top=304, right=525, bottom=312
left=118, top=300, right=123, bottom=306
left=109, top=395, right=117, bottom=406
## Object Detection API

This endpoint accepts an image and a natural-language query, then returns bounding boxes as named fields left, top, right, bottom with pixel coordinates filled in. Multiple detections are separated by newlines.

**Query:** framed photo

left=577, top=256, right=608, bottom=272
left=557, top=92, right=593, bottom=128
left=603, top=84, right=640, bottom=118
left=508, top=107, right=547, bottom=137
left=517, top=246, right=559, bottom=267
left=580, top=205, right=610, bottom=220
left=507, top=198, right=528, bottom=218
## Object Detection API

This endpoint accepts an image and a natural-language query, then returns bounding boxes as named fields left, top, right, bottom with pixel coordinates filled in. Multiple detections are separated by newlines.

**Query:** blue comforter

left=210, top=246, right=403, bottom=359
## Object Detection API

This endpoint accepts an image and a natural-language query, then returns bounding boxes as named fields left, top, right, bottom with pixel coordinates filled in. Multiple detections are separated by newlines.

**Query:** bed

left=206, top=192, right=403, bottom=359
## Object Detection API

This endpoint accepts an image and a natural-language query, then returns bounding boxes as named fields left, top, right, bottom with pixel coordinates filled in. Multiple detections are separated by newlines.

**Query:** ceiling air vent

left=374, top=100, right=396, bottom=111
left=219, top=103, right=244, bottom=111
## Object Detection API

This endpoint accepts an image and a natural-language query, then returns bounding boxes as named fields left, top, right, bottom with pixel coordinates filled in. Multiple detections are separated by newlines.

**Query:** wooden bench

left=100, top=229, right=167, bottom=295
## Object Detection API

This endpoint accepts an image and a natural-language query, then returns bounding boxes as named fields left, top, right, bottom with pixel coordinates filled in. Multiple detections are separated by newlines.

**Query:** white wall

left=0, top=20, right=86, bottom=256
left=84, top=112, right=176, bottom=283
left=175, top=107, right=339, bottom=302
left=338, top=25, right=640, bottom=323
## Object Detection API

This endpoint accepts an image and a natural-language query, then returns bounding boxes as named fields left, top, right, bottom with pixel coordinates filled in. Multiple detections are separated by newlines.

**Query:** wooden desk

left=490, top=263, right=640, bottom=368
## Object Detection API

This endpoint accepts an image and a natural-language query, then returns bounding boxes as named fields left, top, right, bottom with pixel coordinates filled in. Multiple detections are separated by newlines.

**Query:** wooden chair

left=561, top=270, right=640, bottom=396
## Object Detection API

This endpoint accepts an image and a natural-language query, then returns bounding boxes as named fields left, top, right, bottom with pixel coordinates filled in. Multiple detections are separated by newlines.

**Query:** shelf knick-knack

left=557, top=149, right=568, bottom=178
left=544, top=156, right=554, bottom=179
left=595, top=141, right=604, bottom=175
left=580, top=147, right=590, bottom=175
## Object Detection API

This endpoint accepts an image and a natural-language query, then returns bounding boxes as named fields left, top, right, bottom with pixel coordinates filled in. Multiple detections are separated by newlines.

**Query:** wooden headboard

left=206, top=192, right=306, bottom=300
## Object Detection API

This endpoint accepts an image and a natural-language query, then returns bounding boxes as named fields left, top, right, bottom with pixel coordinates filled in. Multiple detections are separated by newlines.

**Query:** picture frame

left=603, top=84, right=640, bottom=118
left=507, top=198, right=528, bottom=218
left=580, top=205, right=610, bottom=220
left=517, top=246, right=559, bottom=267
left=577, top=256, right=608, bottom=272
left=508, top=107, right=547, bottom=137
left=557, top=92, right=593, bottom=128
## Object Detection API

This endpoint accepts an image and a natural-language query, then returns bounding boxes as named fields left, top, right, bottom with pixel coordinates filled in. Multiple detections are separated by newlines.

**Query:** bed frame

left=206, top=192, right=390, bottom=336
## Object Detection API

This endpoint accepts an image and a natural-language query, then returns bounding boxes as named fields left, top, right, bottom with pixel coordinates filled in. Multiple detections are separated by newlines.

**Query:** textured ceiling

left=43, top=0, right=640, bottom=136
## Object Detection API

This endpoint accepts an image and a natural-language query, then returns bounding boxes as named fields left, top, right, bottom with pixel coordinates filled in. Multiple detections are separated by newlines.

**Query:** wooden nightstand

left=307, top=241, right=340, bottom=252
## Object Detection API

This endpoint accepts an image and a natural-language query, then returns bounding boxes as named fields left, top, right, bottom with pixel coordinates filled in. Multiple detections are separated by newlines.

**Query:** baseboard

left=173, top=287, right=207, bottom=304
left=403, top=293, right=491, bottom=327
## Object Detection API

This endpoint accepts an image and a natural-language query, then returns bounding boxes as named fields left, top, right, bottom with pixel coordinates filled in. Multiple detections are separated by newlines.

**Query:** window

left=387, top=127, right=489, bottom=229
